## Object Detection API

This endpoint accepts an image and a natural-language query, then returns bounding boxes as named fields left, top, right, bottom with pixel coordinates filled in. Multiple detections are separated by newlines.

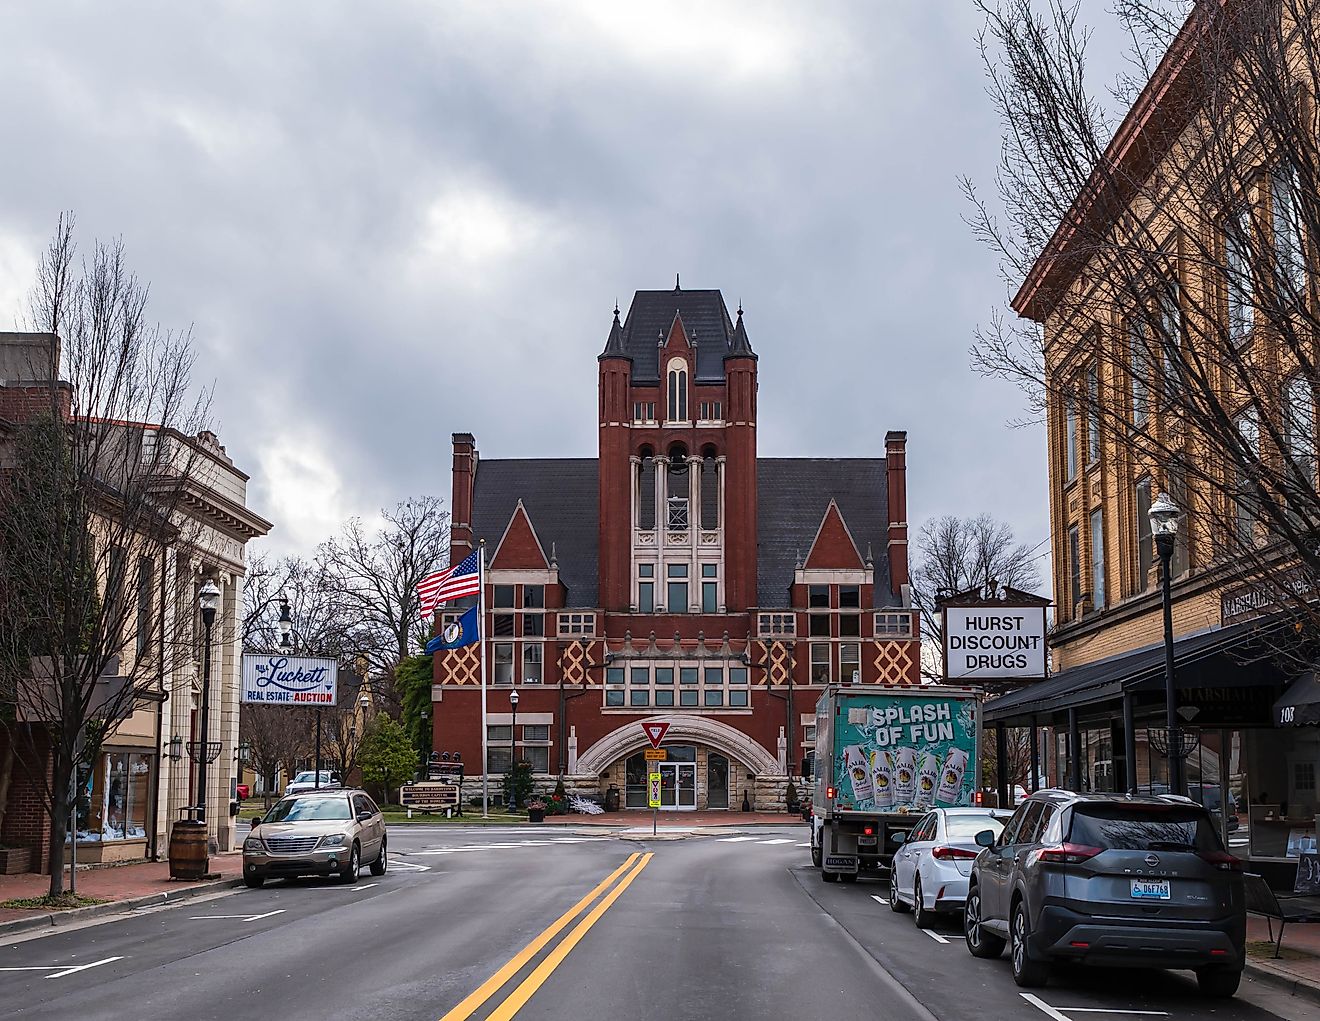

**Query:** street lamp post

left=196, top=580, right=221, bottom=823
left=278, top=595, right=324, bottom=789
left=1149, top=491, right=1183, bottom=797
left=508, top=689, right=520, bottom=812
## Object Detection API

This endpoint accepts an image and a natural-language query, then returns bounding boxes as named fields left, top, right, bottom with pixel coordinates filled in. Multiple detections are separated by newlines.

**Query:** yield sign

left=641, top=721, right=669, bottom=749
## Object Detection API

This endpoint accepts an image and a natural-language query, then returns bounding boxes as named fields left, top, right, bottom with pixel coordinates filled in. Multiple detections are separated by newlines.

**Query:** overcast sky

left=0, top=2, right=1081, bottom=586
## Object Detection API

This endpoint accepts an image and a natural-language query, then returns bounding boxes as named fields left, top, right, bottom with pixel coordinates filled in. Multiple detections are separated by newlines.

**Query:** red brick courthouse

left=431, top=285, right=920, bottom=810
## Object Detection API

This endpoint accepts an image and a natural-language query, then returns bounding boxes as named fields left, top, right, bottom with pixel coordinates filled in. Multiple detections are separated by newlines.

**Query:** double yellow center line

left=439, top=852, right=653, bottom=1021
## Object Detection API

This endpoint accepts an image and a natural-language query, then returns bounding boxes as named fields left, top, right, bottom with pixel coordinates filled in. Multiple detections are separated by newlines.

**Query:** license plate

left=1130, top=879, right=1171, bottom=900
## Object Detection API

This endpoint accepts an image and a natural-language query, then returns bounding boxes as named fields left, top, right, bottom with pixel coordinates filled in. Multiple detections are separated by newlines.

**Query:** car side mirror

left=356, top=809, right=373, bottom=822
left=974, top=829, right=996, bottom=848
left=891, top=832, right=907, bottom=846
left=250, top=816, right=262, bottom=828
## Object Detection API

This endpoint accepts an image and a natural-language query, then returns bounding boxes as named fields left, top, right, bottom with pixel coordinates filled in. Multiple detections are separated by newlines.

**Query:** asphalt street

left=0, top=823, right=1314, bottom=1020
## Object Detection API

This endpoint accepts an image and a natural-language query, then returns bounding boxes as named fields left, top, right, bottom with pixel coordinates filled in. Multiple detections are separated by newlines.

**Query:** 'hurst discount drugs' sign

left=942, top=606, right=1046, bottom=680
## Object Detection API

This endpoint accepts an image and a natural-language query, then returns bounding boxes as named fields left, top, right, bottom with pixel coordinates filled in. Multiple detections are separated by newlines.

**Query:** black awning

left=1274, top=670, right=1320, bottom=726
left=984, top=617, right=1288, bottom=726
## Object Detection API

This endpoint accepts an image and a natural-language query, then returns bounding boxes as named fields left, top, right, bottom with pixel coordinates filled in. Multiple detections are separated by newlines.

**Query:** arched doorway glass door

left=708, top=753, right=730, bottom=810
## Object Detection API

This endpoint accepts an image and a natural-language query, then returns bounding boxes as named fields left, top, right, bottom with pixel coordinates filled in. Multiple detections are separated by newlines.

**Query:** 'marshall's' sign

left=241, top=654, right=338, bottom=705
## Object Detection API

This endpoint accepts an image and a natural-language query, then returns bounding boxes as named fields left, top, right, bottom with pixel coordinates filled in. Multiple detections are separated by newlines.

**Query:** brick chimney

left=885, top=430, right=909, bottom=598
left=451, top=432, right=478, bottom=562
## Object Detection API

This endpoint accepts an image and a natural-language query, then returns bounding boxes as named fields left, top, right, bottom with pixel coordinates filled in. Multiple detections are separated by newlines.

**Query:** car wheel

left=1010, top=902, right=1049, bottom=987
left=341, top=843, right=360, bottom=884
left=821, top=868, right=839, bottom=883
left=913, top=875, right=935, bottom=929
left=243, top=872, right=265, bottom=889
left=370, top=839, right=387, bottom=876
left=889, top=872, right=911, bottom=913
left=965, top=885, right=1005, bottom=958
left=1195, top=966, right=1242, bottom=998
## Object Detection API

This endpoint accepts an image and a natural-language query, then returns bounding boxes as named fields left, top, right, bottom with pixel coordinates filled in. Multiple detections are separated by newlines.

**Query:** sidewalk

left=0, top=852, right=243, bottom=933
left=1246, top=914, right=1320, bottom=1002
left=541, top=811, right=802, bottom=828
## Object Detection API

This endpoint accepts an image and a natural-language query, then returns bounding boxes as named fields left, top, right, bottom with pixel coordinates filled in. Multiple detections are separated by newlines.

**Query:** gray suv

left=964, top=790, right=1245, bottom=997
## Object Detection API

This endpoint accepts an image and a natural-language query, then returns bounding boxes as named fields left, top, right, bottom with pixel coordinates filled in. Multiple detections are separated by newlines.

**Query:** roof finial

left=613, top=298, right=620, bottom=319
left=657, top=329, right=664, bottom=348
left=674, top=273, right=681, bottom=292
left=794, top=549, right=803, bottom=570
left=737, top=299, right=743, bottom=318
left=550, top=541, right=559, bottom=569
left=865, top=542, right=874, bottom=569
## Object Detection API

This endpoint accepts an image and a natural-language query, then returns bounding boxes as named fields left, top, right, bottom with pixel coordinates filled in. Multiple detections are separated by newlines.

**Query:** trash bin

left=605, top=785, right=620, bottom=812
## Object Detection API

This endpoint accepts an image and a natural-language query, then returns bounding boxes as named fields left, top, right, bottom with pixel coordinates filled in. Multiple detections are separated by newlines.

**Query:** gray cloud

left=0, top=1, right=1052, bottom=574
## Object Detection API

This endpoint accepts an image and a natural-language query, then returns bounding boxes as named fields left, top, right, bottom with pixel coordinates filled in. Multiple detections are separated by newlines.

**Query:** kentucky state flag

left=425, top=605, right=480, bottom=654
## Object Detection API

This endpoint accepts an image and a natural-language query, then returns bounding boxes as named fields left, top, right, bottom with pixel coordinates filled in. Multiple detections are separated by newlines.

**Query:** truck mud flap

left=824, top=855, right=858, bottom=873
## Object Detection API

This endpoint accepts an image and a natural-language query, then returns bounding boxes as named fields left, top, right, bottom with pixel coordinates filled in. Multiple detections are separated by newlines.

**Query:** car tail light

left=827, top=786, right=837, bottom=801
left=973, top=791, right=984, bottom=806
left=1198, top=850, right=1243, bottom=872
left=931, top=846, right=979, bottom=861
left=863, top=826, right=874, bottom=837
left=1032, top=842, right=1102, bottom=865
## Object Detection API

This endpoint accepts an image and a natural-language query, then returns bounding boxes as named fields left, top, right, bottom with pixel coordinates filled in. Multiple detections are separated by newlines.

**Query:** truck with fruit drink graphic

left=808, top=685, right=982, bottom=883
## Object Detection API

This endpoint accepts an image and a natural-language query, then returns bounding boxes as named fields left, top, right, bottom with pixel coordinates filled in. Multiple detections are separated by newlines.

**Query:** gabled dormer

left=660, top=313, right=694, bottom=426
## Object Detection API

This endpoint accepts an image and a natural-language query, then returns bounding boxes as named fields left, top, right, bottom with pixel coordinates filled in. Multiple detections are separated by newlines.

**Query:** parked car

left=1187, top=783, right=1240, bottom=832
left=283, top=770, right=340, bottom=796
left=888, top=807, right=1011, bottom=928
left=963, top=790, right=1245, bottom=998
left=243, top=788, right=387, bottom=888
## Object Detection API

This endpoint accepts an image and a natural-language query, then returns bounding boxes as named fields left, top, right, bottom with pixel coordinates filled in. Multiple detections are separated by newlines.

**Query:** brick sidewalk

left=0, top=852, right=242, bottom=926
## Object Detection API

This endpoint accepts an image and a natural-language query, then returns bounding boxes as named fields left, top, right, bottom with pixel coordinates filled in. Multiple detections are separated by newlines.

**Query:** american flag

left=417, top=551, right=481, bottom=620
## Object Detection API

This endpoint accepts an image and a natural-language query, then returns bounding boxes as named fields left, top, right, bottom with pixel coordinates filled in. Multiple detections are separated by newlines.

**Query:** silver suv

left=243, top=788, right=387, bottom=887
left=964, top=790, right=1245, bottom=997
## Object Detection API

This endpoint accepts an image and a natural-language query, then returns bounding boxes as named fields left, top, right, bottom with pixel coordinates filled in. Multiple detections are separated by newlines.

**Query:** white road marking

left=45, top=957, right=124, bottom=979
left=870, top=895, right=887, bottom=905
left=389, top=859, right=433, bottom=872
left=1019, top=994, right=1167, bottom=1019
left=188, top=909, right=286, bottom=922
left=717, top=836, right=759, bottom=843
left=759, top=838, right=793, bottom=845
left=348, top=883, right=378, bottom=892
left=920, top=928, right=949, bottom=944
left=796, top=842, right=811, bottom=847
left=1020, top=994, right=1072, bottom=1021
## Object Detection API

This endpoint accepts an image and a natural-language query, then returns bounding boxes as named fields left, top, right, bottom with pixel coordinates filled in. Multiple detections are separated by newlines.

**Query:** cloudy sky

left=0, top=1, right=1091, bottom=584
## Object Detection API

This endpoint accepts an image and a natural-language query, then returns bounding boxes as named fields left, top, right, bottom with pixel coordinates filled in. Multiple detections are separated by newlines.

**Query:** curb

left=0, top=875, right=244, bottom=937
left=1244, top=958, right=1320, bottom=1006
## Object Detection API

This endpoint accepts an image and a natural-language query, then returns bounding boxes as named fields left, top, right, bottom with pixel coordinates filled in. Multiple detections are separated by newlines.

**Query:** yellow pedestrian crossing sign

left=648, top=772, right=662, bottom=809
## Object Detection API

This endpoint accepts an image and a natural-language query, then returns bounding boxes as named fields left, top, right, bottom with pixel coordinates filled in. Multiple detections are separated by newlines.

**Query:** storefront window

left=70, top=751, right=154, bottom=843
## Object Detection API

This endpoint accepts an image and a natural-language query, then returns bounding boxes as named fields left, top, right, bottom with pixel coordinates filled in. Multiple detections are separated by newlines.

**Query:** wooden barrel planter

left=168, top=820, right=209, bottom=880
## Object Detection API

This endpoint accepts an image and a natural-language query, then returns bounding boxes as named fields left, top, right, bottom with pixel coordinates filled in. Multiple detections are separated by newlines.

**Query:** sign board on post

left=942, top=606, right=1047, bottom=681
left=641, top=721, right=669, bottom=749
left=648, top=773, right=662, bottom=809
left=241, top=654, right=338, bottom=705
left=644, top=749, right=667, bottom=761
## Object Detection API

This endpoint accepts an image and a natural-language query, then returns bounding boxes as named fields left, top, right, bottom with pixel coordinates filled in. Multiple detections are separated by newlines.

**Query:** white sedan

left=888, top=807, right=1010, bottom=928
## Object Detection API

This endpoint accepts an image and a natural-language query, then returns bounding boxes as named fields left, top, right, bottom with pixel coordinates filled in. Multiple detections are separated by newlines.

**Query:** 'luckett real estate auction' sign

left=241, top=654, right=339, bottom=705
left=942, top=606, right=1047, bottom=680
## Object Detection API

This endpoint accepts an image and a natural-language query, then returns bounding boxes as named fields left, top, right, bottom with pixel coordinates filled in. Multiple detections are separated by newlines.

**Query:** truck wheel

left=821, top=868, right=839, bottom=883
left=840, top=872, right=858, bottom=884
left=811, top=840, right=822, bottom=868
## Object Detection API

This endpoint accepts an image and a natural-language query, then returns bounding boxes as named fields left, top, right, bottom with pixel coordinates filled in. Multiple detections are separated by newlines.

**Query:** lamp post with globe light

left=194, top=580, right=222, bottom=823
left=1149, top=491, right=1187, bottom=797
left=507, top=689, right=520, bottom=812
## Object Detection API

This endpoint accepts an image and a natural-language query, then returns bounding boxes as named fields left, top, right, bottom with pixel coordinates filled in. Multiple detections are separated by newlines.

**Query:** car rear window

left=1067, top=804, right=1220, bottom=852
left=945, top=815, right=1007, bottom=840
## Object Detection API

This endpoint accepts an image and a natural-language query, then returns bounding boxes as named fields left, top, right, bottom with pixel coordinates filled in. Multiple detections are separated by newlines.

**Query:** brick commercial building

left=431, top=284, right=919, bottom=811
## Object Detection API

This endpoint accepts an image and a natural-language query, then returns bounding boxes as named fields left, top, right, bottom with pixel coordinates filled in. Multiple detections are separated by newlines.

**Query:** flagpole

left=479, top=539, right=489, bottom=819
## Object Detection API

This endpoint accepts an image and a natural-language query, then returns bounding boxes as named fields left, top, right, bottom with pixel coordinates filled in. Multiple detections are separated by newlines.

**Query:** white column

left=688, top=455, right=702, bottom=611
left=654, top=455, right=669, bottom=581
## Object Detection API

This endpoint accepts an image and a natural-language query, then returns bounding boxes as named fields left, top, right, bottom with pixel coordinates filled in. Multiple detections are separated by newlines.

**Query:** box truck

left=809, top=684, right=982, bottom=882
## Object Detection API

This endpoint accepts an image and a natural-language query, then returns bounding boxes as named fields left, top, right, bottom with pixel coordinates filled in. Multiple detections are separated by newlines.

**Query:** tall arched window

left=667, top=359, right=688, bottom=422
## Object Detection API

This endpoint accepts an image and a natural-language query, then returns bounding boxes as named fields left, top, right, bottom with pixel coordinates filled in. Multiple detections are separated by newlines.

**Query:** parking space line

left=870, top=895, right=886, bottom=905
left=1021, top=994, right=1072, bottom=1020
left=45, top=957, right=124, bottom=979
left=188, top=909, right=286, bottom=922
left=759, top=838, right=793, bottom=845
left=920, top=929, right=949, bottom=944
left=1020, top=994, right=1168, bottom=1019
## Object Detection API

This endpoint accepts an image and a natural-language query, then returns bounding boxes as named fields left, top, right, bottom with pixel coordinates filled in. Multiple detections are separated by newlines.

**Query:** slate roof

left=612, top=287, right=741, bottom=383
left=469, top=456, right=894, bottom=610
left=756, top=459, right=893, bottom=608
left=471, top=459, right=600, bottom=606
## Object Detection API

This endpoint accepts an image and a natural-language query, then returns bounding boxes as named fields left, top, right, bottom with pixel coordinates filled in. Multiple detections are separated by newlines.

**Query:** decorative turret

left=725, top=304, right=756, bottom=361
left=598, top=304, right=629, bottom=362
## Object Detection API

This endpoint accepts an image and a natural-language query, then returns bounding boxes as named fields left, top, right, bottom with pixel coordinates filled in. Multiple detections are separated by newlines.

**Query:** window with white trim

left=757, top=613, right=796, bottom=638
left=667, top=359, right=689, bottom=422
left=810, top=644, right=830, bottom=684
left=874, top=611, right=913, bottom=637
left=522, top=643, right=543, bottom=684
left=558, top=612, right=596, bottom=638
left=522, top=725, right=551, bottom=773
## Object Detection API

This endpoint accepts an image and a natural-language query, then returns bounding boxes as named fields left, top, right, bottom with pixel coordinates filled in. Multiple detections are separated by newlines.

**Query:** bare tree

left=240, top=705, right=309, bottom=811
left=911, top=514, right=1043, bottom=675
left=319, top=497, right=449, bottom=713
left=966, top=1, right=1320, bottom=664
left=0, top=216, right=211, bottom=895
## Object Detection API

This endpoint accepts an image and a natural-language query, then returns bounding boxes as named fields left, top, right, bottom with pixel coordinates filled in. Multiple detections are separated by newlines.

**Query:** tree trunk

left=47, top=790, right=70, bottom=897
